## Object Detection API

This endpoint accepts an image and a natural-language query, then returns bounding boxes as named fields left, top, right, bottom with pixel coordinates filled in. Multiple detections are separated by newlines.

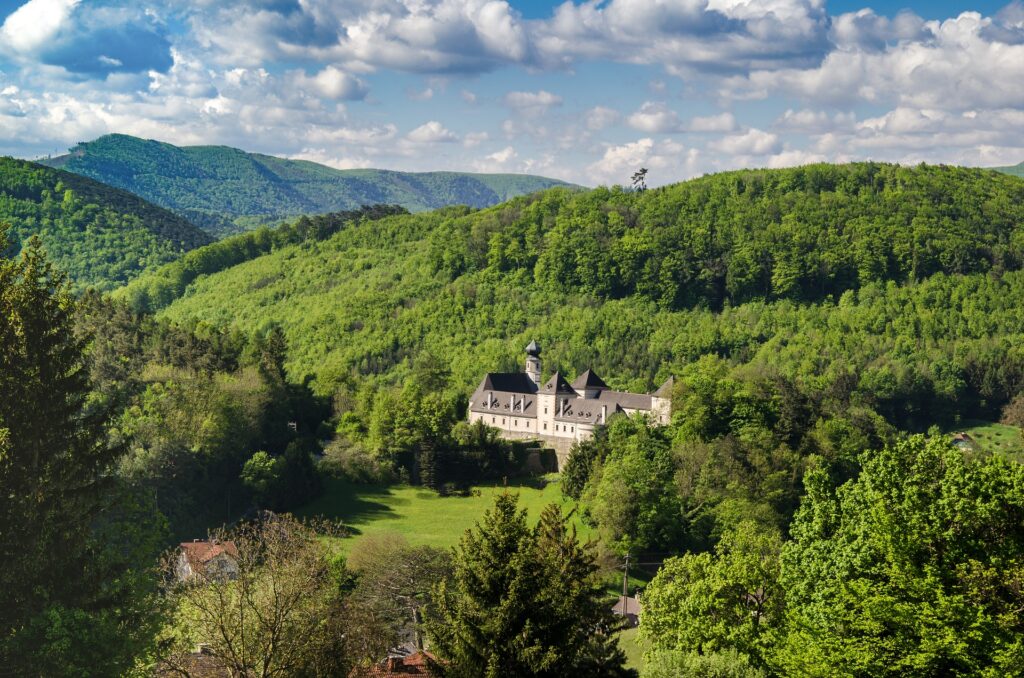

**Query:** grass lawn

left=617, top=626, right=645, bottom=672
left=296, top=475, right=594, bottom=553
left=951, top=419, right=1024, bottom=464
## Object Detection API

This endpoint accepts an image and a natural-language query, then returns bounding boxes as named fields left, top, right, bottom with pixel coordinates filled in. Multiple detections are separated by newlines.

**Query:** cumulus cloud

left=406, top=120, right=458, bottom=143
left=687, top=112, right=738, bottom=132
left=294, top=66, right=368, bottom=100
left=585, top=106, right=620, bottom=131
left=1, top=0, right=172, bottom=76
left=627, top=102, right=683, bottom=133
left=710, top=128, right=781, bottom=155
left=587, top=137, right=701, bottom=186
left=503, top=90, right=563, bottom=115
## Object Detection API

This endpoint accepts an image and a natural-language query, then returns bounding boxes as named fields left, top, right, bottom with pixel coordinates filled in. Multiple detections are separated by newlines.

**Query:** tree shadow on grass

left=297, top=479, right=400, bottom=526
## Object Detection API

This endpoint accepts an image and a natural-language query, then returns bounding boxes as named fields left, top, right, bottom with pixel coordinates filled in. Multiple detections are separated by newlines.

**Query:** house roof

left=349, top=652, right=440, bottom=677
left=653, top=376, right=674, bottom=398
left=571, top=368, right=608, bottom=391
left=180, top=540, right=239, bottom=572
left=612, top=595, right=641, bottom=617
left=552, top=389, right=653, bottom=424
left=525, top=339, right=541, bottom=356
left=482, top=372, right=537, bottom=394
left=540, top=371, right=576, bottom=395
left=470, top=374, right=537, bottom=416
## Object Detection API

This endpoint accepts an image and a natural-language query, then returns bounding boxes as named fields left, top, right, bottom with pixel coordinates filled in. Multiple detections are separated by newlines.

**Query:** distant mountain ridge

left=994, top=161, right=1024, bottom=178
left=0, top=156, right=212, bottom=291
left=40, top=134, right=578, bottom=236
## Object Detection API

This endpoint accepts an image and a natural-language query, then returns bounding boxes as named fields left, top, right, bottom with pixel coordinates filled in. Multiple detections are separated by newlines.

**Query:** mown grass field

left=953, top=420, right=1024, bottom=464
left=296, top=475, right=594, bottom=553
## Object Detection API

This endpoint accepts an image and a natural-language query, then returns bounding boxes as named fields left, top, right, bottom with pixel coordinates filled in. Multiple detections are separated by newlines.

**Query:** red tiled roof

left=348, top=652, right=440, bottom=677
left=180, top=540, right=239, bottom=571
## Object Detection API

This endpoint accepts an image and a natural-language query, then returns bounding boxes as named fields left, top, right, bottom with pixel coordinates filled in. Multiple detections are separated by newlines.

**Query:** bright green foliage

left=241, top=450, right=282, bottom=506
left=427, top=494, right=634, bottom=677
left=642, top=649, right=767, bottom=678
left=116, top=205, right=408, bottom=312
left=0, top=232, right=162, bottom=675
left=773, top=435, right=1024, bottom=676
left=0, top=156, right=211, bottom=290
left=146, top=164, right=1024, bottom=442
left=44, top=134, right=576, bottom=235
left=640, top=522, right=783, bottom=668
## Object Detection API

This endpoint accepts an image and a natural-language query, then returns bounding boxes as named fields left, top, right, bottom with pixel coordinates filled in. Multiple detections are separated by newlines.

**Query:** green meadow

left=296, top=475, right=594, bottom=553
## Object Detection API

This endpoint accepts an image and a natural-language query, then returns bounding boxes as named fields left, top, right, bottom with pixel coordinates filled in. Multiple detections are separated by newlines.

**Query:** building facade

left=468, top=341, right=672, bottom=464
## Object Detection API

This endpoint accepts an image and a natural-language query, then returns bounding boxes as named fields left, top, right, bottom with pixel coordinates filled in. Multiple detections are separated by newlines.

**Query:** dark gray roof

left=540, top=372, right=575, bottom=395
left=571, top=369, right=608, bottom=391
left=653, top=376, right=674, bottom=398
left=552, top=389, right=653, bottom=424
left=482, top=373, right=537, bottom=393
left=470, top=372, right=538, bottom=416
left=526, top=340, right=541, bottom=356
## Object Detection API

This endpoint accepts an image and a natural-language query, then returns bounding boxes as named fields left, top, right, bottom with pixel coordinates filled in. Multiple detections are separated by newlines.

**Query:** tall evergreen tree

left=426, top=494, right=633, bottom=677
left=0, top=231, right=161, bottom=675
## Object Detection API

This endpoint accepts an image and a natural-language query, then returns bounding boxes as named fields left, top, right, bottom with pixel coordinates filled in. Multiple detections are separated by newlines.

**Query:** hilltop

left=118, top=162, right=1024, bottom=431
left=0, top=157, right=212, bottom=291
left=994, top=161, right=1024, bottom=178
left=41, top=134, right=578, bottom=236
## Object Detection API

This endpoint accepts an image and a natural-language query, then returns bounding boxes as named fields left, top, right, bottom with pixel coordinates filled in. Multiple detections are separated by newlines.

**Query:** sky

left=0, top=0, right=1022, bottom=186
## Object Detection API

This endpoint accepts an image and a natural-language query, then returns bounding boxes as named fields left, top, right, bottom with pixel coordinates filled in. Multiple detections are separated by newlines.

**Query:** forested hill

left=995, top=161, right=1024, bottom=177
left=120, top=163, right=1024, bottom=430
left=0, top=157, right=212, bottom=291
left=41, top=134, right=577, bottom=236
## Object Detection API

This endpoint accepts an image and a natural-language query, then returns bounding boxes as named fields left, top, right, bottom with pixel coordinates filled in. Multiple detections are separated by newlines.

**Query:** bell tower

left=525, top=340, right=542, bottom=387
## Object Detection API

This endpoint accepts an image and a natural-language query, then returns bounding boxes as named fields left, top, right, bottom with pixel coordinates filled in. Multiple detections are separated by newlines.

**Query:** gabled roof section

left=653, top=376, right=675, bottom=398
left=481, top=372, right=537, bottom=394
left=180, top=540, right=238, bottom=570
left=571, top=368, right=608, bottom=391
left=540, top=371, right=576, bottom=395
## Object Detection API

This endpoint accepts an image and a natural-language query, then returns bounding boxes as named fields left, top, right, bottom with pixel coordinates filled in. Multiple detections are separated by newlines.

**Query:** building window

left=571, top=426, right=575, bottom=433
left=514, top=419, right=518, bottom=426
left=491, top=417, right=495, bottom=423
left=544, top=407, right=548, bottom=414
left=502, top=418, right=505, bottom=425
left=543, top=423, right=547, bottom=430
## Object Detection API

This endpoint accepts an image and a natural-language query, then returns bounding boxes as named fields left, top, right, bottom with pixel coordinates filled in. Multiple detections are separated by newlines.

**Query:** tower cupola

left=525, top=340, right=542, bottom=386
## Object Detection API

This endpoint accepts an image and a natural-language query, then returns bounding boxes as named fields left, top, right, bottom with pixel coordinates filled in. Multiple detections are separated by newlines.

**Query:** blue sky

left=1, top=0, right=1022, bottom=186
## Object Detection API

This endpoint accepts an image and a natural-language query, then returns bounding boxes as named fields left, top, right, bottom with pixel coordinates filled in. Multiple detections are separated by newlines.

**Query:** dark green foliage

left=43, top=134, right=576, bottom=236
left=0, top=156, right=211, bottom=291
left=773, top=435, right=1024, bottom=676
left=0, top=232, right=163, bottom=675
left=75, top=294, right=329, bottom=539
left=427, top=494, right=633, bottom=677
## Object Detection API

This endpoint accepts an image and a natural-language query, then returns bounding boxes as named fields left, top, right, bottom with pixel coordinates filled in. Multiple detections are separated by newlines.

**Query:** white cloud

left=503, top=89, right=563, bottom=115
left=406, top=120, right=458, bottom=143
left=585, top=106, right=620, bottom=131
left=463, top=131, right=489, bottom=147
left=295, top=66, right=368, bottom=100
left=586, top=137, right=701, bottom=186
left=710, top=128, right=781, bottom=155
left=687, top=112, right=738, bottom=132
left=0, top=0, right=80, bottom=55
left=627, top=102, right=683, bottom=133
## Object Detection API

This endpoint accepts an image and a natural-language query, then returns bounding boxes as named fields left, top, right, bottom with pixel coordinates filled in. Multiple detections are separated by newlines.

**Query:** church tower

left=525, top=340, right=542, bottom=387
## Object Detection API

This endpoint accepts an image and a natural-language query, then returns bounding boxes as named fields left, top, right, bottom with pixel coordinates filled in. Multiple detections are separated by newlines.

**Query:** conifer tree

left=0, top=231, right=160, bottom=675
left=426, top=494, right=634, bottom=677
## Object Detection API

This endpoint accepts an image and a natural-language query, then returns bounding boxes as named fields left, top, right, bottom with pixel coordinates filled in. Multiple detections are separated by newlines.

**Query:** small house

left=176, top=539, right=240, bottom=582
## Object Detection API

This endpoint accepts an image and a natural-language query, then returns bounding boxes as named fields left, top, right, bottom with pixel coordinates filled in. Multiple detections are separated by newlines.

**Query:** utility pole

left=622, top=552, right=630, bottom=601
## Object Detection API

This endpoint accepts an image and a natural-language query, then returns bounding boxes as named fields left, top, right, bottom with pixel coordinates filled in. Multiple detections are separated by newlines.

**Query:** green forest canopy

left=0, top=156, right=212, bottom=292
left=120, top=162, right=1024, bottom=433
left=41, top=134, right=578, bottom=236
